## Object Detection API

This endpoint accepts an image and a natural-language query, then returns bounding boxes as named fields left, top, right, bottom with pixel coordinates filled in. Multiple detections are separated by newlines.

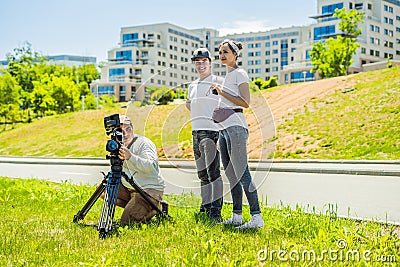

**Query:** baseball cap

left=191, top=48, right=211, bottom=61
left=119, top=115, right=132, bottom=126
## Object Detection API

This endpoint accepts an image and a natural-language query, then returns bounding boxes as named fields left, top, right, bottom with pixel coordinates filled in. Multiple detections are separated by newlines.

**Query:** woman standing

left=211, top=39, right=264, bottom=229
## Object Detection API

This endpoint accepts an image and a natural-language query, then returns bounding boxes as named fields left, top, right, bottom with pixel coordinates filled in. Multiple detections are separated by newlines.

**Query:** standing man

left=186, top=48, right=224, bottom=222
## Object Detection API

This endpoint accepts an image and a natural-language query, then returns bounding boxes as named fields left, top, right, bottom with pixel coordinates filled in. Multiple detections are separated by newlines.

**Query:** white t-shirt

left=218, top=68, right=249, bottom=129
left=188, top=74, right=224, bottom=131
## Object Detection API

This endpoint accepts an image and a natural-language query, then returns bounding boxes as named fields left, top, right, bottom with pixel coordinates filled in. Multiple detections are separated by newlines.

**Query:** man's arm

left=121, top=139, right=159, bottom=175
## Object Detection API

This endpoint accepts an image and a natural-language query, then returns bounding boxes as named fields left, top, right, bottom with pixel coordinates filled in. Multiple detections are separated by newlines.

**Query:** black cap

left=191, top=48, right=211, bottom=61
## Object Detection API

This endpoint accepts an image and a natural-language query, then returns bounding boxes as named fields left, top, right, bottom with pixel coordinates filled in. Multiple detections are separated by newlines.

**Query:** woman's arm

left=212, top=82, right=250, bottom=108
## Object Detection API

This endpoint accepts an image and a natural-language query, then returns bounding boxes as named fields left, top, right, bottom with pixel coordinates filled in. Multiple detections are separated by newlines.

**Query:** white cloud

left=218, top=20, right=274, bottom=36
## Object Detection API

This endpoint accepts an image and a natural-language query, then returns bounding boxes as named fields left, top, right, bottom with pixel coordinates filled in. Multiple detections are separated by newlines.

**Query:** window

left=322, top=3, right=343, bottom=14
left=273, top=49, right=278, bottom=54
left=272, top=66, right=279, bottom=72
left=255, top=51, right=261, bottom=56
left=272, top=41, right=278, bottom=46
left=265, top=42, right=270, bottom=47
left=248, top=44, right=254, bottom=48
left=370, top=49, right=374, bottom=56
left=370, top=37, right=374, bottom=44
left=361, top=47, right=366, bottom=54
left=375, top=26, right=380, bottom=32
left=248, top=52, right=254, bottom=57
left=266, top=51, right=270, bottom=56
left=314, top=25, right=336, bottom=40
left=255, top=43, right=261, bottom=48
left=375, top=51, right=380, bottom=57
left=291, top=38, right=297, bottom=44
left=354, top=3, right=363, bottom=10
left=368, top=3, right=372, bottom=10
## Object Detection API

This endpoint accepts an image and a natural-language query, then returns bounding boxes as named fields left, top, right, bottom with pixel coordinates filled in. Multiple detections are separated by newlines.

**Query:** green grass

left=275, top=66, right=400, bottom=159
left=0, top=67, right=399, bottom=160
left=0, top=104, right=192, bottom=158
left=1, top=177, right=399, bottom=266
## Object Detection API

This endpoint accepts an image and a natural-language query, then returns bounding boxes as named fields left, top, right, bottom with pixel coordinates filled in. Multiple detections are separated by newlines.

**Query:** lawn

left=1, top=177, right=398, bottom=266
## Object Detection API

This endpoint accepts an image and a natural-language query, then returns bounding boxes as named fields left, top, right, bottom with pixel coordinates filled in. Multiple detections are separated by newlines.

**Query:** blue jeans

left=219, top=126, right=261, bottom=215
left=192, top=130, right=223, bottom=218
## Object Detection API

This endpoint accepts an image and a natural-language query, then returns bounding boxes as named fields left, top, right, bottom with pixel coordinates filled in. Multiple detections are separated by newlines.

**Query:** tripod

left=73, top=164, right=170, bottom=238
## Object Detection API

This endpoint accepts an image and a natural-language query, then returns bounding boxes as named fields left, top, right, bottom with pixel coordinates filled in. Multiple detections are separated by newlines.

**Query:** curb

left=1, top=156, right=399, bottom=177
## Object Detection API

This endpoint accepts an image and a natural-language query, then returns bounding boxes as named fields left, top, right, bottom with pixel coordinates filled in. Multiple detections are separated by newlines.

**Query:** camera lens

left=106, top=140, right=120, bottom=153
left=212, top=89, right=218, bottom=95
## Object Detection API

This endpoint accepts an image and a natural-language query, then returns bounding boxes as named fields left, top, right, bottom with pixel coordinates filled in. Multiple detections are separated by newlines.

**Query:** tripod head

left=104, top=114, right=124, bottom=172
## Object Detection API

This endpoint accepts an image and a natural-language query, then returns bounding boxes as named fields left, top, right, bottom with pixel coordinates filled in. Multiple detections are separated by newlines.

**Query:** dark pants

left=192, top=130, right=223, bottom=219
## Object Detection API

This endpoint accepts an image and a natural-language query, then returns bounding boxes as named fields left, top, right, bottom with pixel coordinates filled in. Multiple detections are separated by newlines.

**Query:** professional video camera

left=73, top=114, right=170, bottom=238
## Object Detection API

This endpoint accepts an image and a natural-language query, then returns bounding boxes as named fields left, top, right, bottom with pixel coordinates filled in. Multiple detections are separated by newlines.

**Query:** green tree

left=49, top=76, right=81, bottom=113
left=6, top=42, right=47, bottom=109
left=0, top=74, right=21, bottom=126
left=310, top=8, right=364, bottom=78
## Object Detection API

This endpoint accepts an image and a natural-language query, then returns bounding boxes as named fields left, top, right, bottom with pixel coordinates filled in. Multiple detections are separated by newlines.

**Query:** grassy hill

left=0, top=66, right=399, bottom=160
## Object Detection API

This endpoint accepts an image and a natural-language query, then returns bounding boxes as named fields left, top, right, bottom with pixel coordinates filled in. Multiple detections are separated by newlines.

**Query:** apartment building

left=91, top=23, right=218, bottom=101
left=91, top=0, right=400, bottom=102
left=282, top=0, right=400, bottom=81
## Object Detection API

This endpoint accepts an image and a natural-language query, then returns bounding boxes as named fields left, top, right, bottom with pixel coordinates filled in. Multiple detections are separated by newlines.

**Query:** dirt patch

left=247, top=75, right=357, bottom=159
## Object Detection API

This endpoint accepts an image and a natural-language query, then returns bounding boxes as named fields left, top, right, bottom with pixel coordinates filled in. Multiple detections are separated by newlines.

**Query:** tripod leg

left=73, top=178, right=106, bottom=223
left=98, top=172, right=121, bottom=238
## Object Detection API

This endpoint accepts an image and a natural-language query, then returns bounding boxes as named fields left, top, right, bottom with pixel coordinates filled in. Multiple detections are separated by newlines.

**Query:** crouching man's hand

left=118, top=145, right=132, bottom=160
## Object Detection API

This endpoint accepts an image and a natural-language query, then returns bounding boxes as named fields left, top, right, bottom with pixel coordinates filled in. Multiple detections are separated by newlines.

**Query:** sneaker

left=235, top=214, right=264, bottom=229
left=218, top=213, right=243, bottom=226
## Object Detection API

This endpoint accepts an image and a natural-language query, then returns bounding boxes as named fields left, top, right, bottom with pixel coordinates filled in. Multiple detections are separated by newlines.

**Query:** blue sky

left=1, top=0, right=317, bottom=62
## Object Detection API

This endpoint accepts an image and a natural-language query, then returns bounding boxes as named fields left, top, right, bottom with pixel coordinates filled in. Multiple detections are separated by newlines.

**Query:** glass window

left=322, top=3, right=344, bottom=14
left=314, top=25, right=336, bottom=40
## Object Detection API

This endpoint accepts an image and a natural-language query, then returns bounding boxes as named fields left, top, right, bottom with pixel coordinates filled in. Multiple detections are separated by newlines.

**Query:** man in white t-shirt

left=186, top=48, right=224, bottom=222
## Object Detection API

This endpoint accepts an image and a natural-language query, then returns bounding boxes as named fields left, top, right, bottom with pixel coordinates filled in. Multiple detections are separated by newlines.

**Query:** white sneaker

left=235, top=214, right=264, bottom=229
left=219, top=213, right=242, bottom=226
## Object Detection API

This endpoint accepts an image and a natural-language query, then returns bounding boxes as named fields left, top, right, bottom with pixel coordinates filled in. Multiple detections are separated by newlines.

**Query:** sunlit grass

left=275, top=66, right=400, bottom=159
left=0, top=67, right=399, bottom=160
left=1, top=177, right=399, bottom=266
